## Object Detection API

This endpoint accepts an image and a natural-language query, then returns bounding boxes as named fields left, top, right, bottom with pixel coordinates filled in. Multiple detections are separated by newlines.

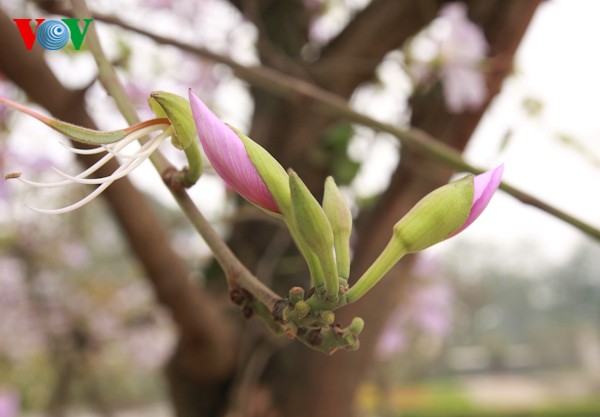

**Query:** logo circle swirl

left=37, top=20, right=69, bottom=50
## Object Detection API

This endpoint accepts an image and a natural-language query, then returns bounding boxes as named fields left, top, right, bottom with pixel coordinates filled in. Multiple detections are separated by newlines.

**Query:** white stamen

left=17, top=124, right=168, bottom=188
left=19, top=124, right=172, bottom=213
left=49, top=133, right=165, bottom=185
left=59, top=142, right=106, bottom=155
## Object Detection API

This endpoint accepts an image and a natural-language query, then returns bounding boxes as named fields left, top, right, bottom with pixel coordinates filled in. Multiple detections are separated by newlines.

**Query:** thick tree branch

left=310, top=0, right=441, bottom=96
left=0, top=8, right=235, bottom=380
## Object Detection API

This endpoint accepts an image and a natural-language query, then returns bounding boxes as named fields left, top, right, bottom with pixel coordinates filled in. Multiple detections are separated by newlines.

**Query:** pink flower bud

left=188, top=90, right=280, bottom=214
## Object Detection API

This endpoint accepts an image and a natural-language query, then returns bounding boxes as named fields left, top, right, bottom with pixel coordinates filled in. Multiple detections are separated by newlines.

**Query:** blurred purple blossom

left=0, top=391, right=19, bottom=417
left=376, top=258, right=453, bottom=359
left=377, top=310, right=408, bottom=358
left=0, top=258, right=48, bottom=360
left=437, top=3, right=488, bottom=113
left=411, top=282, right=452, bottom=335
left=408, top=2, right=489, bottom=113
left=179, top=58, right=220, bottom=94
left=123, top=81, right=154, bottom=120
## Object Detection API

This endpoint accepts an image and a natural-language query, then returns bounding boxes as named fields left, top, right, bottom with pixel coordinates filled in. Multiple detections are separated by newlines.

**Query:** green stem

left=71, top=0, right=138, bottom=126
left=345, top=236, right=407, bottom=304
left=70, top=0, right=282, bottom=311
left=170, top=188, right=281, bottom=309
left=180, top=140, right=203, bottom=187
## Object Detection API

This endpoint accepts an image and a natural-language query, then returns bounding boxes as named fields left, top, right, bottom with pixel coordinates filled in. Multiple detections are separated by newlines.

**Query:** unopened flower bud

left=348, top=317, right=365, bottom=335
left=320, top=310, right=335, bottom=325
left=289, top=170, right=338, bottom=301
left=346, top=166, right=503, bottom=303
left=323, top=176, right=352, bottom=280
left=294, top=300, right=310, bottom=319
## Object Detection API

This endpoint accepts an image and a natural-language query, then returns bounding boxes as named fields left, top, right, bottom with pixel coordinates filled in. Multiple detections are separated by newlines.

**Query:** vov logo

left=13, top=18, right=93, bottom=51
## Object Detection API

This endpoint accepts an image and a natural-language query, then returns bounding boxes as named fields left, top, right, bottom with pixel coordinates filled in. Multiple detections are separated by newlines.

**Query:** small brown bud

left=229, top=288, right=247, bottom=305
left=272, top=299, right=288, bottom=323
left=242, top=305, right=254, bottom=319
left=307, top=329, right=323, bottom=346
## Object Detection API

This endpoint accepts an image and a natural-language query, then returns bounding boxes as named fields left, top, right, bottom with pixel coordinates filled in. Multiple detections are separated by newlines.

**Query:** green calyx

left=393, top=175, right=473, bottom=253
left=149, top=91, right=196, bottom=149
left=228, top=125, right=291, bottom=216
left=149, top=91, right=202, bottom=187
left=0, top=96, right=168, bottom=145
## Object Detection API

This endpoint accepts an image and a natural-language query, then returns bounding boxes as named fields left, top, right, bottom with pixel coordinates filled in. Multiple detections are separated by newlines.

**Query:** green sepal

left=323, top=176, right=353, bottom=280
left=393, top=175, right=473, bottom=253
left=228, top=125, right=291, bottom=215
left=149, top=91, right=196, bottom=150
left=0, top=96, right=168, bottom=145
left=289, top=170, right=339, bottom=302
left=148, top=91, right=203, bottom=186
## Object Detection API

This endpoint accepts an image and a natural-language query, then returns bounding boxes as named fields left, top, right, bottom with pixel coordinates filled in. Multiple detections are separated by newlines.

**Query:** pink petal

left=454, top=164, right=504, bottom=235
left=188, top=90, right=279, bottom=213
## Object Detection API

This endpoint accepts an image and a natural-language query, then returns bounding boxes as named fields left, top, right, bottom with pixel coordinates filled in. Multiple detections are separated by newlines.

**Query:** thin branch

left=69, top=10, right=600, bottom=241
left=171, top=187, right=281, bottom=310
left=69, top=0, right=281, bottom=309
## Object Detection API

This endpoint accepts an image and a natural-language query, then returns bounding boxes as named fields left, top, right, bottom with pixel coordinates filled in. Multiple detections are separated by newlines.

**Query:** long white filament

left=18, top=124, right=172, bottom=214
left=19, top=124, right=167, bottom=188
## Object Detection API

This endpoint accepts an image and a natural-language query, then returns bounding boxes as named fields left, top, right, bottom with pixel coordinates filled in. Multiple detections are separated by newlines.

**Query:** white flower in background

left=408, top=2, right=489, bottom=113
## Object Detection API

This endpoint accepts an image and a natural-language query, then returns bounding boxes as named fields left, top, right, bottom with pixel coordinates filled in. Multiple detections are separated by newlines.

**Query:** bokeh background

left=0, top=0, right=599, bottom=416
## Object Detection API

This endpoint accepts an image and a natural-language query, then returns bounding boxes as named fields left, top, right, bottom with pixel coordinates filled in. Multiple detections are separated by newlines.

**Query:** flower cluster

left=1, top=90, right=503, bottom=353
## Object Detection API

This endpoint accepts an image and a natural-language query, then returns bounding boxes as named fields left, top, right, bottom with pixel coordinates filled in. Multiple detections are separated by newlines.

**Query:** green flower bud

left=348, top=317, right=365, bottom=335
left=323, top=177, right=353, bottom=280
left=288, top=287, right=305, bottom=306
left=289, top=170, right=339, bottom=302
left=345, top=167, right=503, bottom=304
left=294, top=300, right=310, bottom=319
left=320, top=310, right=335, bottom=325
